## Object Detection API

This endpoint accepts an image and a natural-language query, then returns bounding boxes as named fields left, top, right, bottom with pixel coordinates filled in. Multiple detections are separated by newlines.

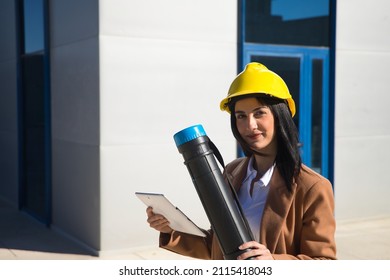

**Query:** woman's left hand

left=237, top=241, right=274, bottom=260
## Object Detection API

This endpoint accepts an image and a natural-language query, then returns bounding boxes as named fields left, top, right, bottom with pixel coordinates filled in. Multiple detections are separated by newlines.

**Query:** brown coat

left=160, top=157, right=337, bottom=260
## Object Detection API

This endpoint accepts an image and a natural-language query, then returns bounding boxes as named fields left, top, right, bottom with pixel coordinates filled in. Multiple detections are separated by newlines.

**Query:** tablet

left=135, top=192, right=206, bottom=237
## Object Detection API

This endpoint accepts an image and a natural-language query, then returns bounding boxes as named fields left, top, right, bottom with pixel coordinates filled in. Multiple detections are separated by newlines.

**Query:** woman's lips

left=247, top=133, right=262, bottom=140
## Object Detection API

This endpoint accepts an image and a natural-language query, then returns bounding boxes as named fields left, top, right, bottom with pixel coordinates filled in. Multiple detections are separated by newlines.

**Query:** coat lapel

left=225, top=157, right=250, bottom=192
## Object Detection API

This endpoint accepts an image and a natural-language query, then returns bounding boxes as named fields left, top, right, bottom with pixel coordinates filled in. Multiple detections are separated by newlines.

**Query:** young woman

left=146, top=62, right=336, bottom=260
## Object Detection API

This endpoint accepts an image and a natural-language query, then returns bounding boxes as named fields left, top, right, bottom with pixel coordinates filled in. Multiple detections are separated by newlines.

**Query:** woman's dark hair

left=228, top=94, right=302, bottom=192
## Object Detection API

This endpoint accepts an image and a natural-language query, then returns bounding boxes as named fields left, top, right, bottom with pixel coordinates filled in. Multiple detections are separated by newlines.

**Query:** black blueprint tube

left=174, top=125, right=253, bottom=260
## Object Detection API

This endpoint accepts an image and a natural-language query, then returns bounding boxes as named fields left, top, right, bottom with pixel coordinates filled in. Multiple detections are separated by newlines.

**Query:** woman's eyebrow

left=253, top=106, right=267, bottom=111
left=234, top=106, right=267, bottom=114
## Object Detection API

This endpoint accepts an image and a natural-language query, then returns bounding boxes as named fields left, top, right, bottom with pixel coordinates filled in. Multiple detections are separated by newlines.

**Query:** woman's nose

left=248, top=115, right=257, bottom=130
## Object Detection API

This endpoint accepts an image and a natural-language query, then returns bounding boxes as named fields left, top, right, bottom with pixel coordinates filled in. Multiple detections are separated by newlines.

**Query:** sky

left=271, top=0, right=329, bottom=21
left=23, top=0, right=44, bottom=54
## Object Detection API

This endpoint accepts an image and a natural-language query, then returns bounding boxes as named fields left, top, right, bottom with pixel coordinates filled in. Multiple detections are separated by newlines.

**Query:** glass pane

left=249, top=55, right=301, bottom=129
left=22, top=54, right=46, bottom=218
left=245, top=0, right=330, bottom=46
left=311, top=59, right=323, bottom=173
left=23, top=0, right=44, bottom=54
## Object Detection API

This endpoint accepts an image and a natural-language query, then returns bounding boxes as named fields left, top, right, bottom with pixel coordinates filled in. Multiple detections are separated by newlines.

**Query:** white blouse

left=237, top=157, right=275, bottom=242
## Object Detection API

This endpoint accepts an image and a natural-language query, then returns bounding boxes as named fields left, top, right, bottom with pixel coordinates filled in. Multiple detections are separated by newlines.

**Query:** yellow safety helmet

left=220, top=62, right=296, bottom=117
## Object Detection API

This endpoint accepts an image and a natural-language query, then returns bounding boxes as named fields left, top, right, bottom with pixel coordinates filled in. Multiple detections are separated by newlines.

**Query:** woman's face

left=234, top=97, right=277, bottom=155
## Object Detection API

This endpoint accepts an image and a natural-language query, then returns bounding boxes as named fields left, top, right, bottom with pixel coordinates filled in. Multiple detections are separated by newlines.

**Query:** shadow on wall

left=0, top=198, right=96, bottom=259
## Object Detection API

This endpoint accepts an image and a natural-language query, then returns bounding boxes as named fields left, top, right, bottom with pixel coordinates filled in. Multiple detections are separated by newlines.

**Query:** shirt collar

left=243, top=156, right=275, bottom=187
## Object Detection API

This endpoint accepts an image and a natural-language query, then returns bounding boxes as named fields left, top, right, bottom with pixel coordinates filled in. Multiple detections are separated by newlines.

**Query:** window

left=17, top=0, right=51, bottom=224
left=239, top=0, right=335, bottom=180
left=244, top=0, right=330, bottom=46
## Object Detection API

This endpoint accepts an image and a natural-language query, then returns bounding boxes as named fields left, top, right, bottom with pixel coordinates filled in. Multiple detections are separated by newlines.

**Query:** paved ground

left=1, top=199, right=390, bottom=260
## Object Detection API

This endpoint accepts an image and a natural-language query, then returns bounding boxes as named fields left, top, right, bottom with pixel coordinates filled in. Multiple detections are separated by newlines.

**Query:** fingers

left=237, top=241, right=274, bottom=260
left=145, top=207, right=173, bottom=234
left=146, top=206, right=154, bottom=217
left=147, top=213, right=169, bottom=228
left=146, top=207, right=166, bottom=224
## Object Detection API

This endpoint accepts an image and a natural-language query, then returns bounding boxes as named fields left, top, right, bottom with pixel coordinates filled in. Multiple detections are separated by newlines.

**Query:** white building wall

left=98, top=0, right=238, bottom=253
left=334, top=0, right=390, bottom=220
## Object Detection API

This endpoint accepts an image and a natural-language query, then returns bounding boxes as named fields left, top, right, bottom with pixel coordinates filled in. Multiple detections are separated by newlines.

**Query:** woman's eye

left=236, top=114, right=246, bottom=120
left=254, top=110, right=266, bottom=117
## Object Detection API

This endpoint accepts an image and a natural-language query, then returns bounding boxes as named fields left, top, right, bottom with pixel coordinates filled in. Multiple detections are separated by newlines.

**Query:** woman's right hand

left=146, top=206, right=173, bottom=234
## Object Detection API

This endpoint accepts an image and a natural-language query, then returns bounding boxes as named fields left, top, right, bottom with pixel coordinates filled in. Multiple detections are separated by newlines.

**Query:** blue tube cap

left=173, top=124, right=207, bottom=147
